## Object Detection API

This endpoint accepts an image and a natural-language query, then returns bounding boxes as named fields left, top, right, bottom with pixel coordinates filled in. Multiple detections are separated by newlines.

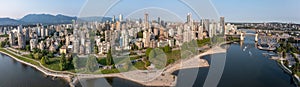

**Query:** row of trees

left=276, top=40, right=300, bottom=75
left=145, top=45, right=172, bottom=58
left=72, top=49, right=113, bottom=72
left=0, top=38, right=9, bottom=48
left=30, top=48, right=54, bottom=60
left=59, top=53, right=73, bottom=71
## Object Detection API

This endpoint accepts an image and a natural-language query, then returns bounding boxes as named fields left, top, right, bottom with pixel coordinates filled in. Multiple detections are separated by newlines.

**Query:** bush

left=163, top=45, right=172, bottom=53
left=59, top=53, right=67, bottom=71
left=145, top=60, right=151, bottom=67
left=34, top=53, right=42, bottom=59
left=86, top=55, right=98, bottom=72
left=167, top=59, right=175, bottom=65
left=41, top=56, right=49, bottom=65
left=145, top=48, right=153, bottom=58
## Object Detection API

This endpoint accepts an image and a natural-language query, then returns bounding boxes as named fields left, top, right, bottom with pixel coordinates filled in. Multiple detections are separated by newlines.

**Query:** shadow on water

left=76, top=77, right=143, bottom=87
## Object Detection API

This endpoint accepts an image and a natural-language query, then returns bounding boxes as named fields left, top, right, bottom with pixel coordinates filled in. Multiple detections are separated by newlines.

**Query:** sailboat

left=243, top=46, right=248, bottom=51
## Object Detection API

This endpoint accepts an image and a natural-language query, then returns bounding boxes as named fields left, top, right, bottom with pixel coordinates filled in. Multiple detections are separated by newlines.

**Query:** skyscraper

left=17, top=25, right=22, bottom=33
left=183, top=24, right=192, bottom=42
left=30, top=39, right=37, bottom=51
left=187, top=13, right=192, bottom=25
left=144, top=13, right=149, bottom=30
left=198, top=25, right=204, bottom=40
left=121, top=29, right=129, bottom=49
left=23, top=28, right=29, bottom=41
left=143, top=31, right=150, bottom=48
left=220, top=17, right=225, bottom=35
left=112, top=15, right=116, bottom=23
left=9, top=32, right=15, bottom=46
left=158, top=17, right=161, bottom=25
left=17, top=30, right=25, bottom=49
left=119, top=14, right=123, bottom=22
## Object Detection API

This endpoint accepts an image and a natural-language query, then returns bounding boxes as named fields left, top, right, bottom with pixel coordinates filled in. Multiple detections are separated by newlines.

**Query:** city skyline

left=0, top=0, right=299, bottom=23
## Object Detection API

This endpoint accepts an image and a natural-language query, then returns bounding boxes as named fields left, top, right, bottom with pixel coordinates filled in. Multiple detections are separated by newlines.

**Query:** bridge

left=238, top=32, right=259, bottom=41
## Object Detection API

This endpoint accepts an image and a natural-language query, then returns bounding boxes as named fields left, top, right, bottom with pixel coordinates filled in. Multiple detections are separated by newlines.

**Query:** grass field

left=0, top=48, right=40, bottom=66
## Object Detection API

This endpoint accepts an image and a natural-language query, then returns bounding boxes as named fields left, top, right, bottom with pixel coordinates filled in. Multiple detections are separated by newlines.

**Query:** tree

left=33, top=48, right=40, bottom=53
left=34, top=53, right=42, bottom=59
left=29, top=53, right=34, bottom=59
left=145, top=48, right=153, bottom=58
left=86, top=55, right=98, bottom=72
left=47, top=52, right=54, bottom=58
left=283, top=51, right=287, bottom=58
left=149, top=48, right=167, bottom=69
left=94, top=45, right=99, bottom=54
left=164, top=45, right=172, bottom=53
left=0, top=41, right=4, bottom=48
left=137, top=31, right=143, bottom=38
left=131, top=43, right=139, bottom=51
left=41, top=57, right=46, bottom=64
left=41, top=50, right=48, bottom=57
left=41, top=56, right=49, bottom=65
left=0, top=39, right=8, bottom=48
left=73, top=56, right=79, bottom=69
left=96, top=30, right=101, bottom=36
left=106, top=48, right=113, bottom=65
left=276, top=47, right=283, bottom=53
left=25, top=45, right=30, bottom=51
left=59, top=53, right=67, bottom=70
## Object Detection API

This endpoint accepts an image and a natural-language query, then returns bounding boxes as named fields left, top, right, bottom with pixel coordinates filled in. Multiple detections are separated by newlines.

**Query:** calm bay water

left=173, top=32, right=296, bottom=87
left=0, top=53, right=68, bottom=87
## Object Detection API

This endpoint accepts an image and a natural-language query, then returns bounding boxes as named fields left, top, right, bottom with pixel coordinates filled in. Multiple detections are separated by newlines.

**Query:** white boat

left=243, top=46, right=248, bottom=51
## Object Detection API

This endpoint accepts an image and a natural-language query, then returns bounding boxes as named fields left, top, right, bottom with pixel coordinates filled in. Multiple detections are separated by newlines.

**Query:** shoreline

left=0, top=49, right=76, bottom=87
left=75, top=42, right=228, bottom=87
left=277, top=59, right=300, bottom=86
left=0, top=41, right=228, bottom=87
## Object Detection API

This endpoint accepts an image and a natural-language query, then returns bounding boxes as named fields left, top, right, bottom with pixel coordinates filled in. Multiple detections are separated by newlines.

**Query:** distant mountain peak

left=18, top=14, right=77, bottom=25
left=0, top=14, right=113, bottom=26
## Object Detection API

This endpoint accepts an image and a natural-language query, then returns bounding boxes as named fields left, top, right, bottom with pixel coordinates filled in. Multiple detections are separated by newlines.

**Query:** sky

left=0, top=0, right=299, bottom=23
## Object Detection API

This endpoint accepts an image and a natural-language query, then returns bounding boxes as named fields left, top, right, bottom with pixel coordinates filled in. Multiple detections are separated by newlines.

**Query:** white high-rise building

left=41, top=28, right=45, bottom=38
left=119, top=14, right=123, bottom=22
left=187, top=13, right=192, bottom=25
left=17, top=25, right=22, bottom=33
left=209, top=22, right=217, bottom=38
left=177, top=26, right=183, bottom=36
left=85, top=39, right=91, bottom=54
left=73, top=38, right=80, bottom=54
left=45, top=28, right=49, bottom=37
left=183, top=24, right=192, bottom=43
left=168, top=28, right=175, bottom=37
left=143, top=31, right=150, bottom=48
left=17, top=32, right=25, bottom=49
left=120, top=29, right=129, bottom=49
left=198, top=25, right=204, bottom=40
left=9, top=32, right=15, bottom=46
left=30, top=39, right=38, bottom=51
left=23, top=28, right=29, bottom=41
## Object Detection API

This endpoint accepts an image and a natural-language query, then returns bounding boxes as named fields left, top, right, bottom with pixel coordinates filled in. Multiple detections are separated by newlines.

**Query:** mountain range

left=0, top=14, right=112, bottom=26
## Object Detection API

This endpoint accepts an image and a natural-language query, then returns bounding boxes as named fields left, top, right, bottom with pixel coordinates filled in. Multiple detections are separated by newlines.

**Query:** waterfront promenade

left=0, top=43, right=227, bottom=87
